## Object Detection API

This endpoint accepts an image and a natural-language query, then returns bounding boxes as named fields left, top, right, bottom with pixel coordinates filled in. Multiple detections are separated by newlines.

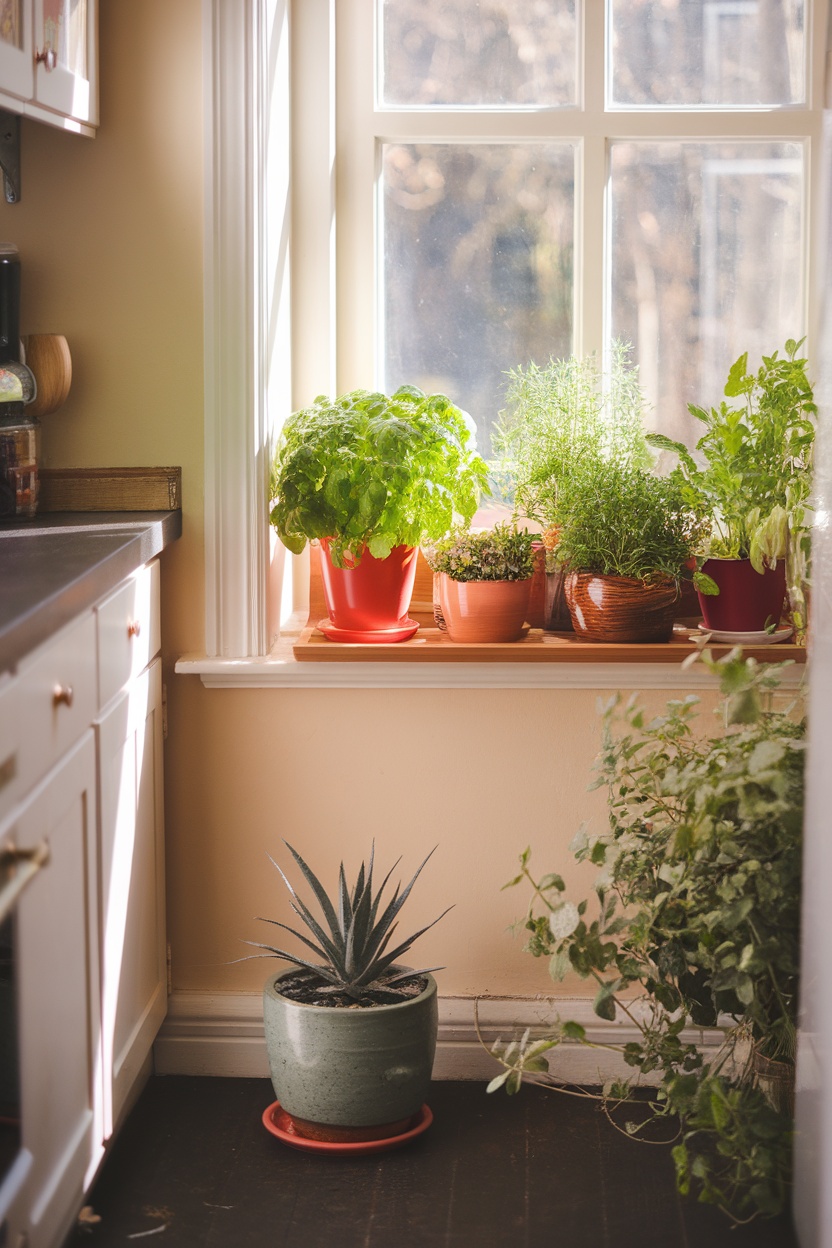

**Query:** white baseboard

left=153, top=991, right=725, bottom=1084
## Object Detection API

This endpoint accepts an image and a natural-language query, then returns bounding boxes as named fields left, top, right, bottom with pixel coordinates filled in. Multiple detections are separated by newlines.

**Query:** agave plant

left=247, top=842, right=451, bottom=1006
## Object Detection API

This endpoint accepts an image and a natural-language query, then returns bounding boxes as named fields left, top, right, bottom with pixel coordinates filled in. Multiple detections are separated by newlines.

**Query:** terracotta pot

left=319, top=539, right=418, bottom=632
left=543, top=567, right=573, bottom=632
left=698, top=558, right=787, bottom=633
left=565, top=572, right=678, bottom=643
left=527, top=542, right=546, bottom=629
left=438, top=574, right=532, bottom=643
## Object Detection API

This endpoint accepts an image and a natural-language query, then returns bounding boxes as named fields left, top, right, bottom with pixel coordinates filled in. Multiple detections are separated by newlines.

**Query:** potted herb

left=553, top=460, right=708, bottom=643
left=246, top=842, right=449, bottom=1143
left=494, top=344, right=651, bottom=631
left=269, top=386, right=488, bottom=641
left=648, top=339, right=816, bottom=640
left=492, top=653, right=803, bottom=1223
left=422, top=523, right=536, bottom=643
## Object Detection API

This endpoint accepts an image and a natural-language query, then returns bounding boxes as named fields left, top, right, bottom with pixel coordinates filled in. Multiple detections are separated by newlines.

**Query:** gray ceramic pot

left=263, top=967, right=438, bottom=1133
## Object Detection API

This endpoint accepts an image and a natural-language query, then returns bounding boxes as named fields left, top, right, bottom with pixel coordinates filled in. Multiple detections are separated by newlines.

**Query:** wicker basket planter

left=565, top=572, right=678, bottom=643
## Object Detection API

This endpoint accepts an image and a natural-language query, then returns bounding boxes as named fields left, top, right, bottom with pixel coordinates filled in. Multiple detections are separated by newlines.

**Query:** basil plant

left=269, top=386, right=489, bottom=569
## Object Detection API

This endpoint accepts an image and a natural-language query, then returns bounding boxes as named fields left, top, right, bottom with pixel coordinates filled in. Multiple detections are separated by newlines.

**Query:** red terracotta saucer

left=316, top=618, right=420, bottom=643
left=262, top=1101, right=433, bottom=1155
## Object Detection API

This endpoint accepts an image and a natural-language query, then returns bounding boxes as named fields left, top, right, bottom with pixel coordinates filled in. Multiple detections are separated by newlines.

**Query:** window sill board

left=176, top=611, right=806, bottom=689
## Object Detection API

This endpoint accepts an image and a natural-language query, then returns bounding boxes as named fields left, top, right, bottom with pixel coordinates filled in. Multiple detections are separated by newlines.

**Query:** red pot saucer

left=262, top=1101, right=433, bottom=1155
left=316, top=618, right=420, bottom=643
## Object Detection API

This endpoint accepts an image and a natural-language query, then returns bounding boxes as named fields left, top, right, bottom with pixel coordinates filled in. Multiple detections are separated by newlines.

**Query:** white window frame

left=188, top=0, right=825, bottom=689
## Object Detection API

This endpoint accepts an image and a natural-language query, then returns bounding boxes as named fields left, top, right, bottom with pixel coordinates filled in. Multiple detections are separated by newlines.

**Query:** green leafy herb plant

left=553, top=459, right=708, bottom=586
left=269, top=386, right=489, bottom=568
left=245, top=841, right=451, bottom=1007
left=646, top=339, right=816, bottom=632
left=422, top=522, right=536, bottom=583
left=489, top=653, right=803, bottom=1223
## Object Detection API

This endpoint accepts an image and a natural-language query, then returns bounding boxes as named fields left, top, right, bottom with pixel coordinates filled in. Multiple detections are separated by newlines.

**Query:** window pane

left=381, top=143, right=574, bottom=455
left=379, top=0, right=577, bottom=108
left=609, top=0, right=805, bottom=108
left=610, top=142, right=804, bottom=446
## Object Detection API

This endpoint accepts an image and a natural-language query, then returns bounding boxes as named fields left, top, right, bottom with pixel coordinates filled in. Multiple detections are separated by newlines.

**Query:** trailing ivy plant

left=647, top=339, right=816, bottom=633
left=269, top=386, right=489, bottom=568
left=489, top=652, right=804, bottom=1223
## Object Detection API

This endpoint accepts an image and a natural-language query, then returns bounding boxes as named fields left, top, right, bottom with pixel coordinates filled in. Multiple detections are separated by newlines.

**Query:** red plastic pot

left=318, top=539, right=419, bottom=635
left=697, top=558, right=787, bottom=633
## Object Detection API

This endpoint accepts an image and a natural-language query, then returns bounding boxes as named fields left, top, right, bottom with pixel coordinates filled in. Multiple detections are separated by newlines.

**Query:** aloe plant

left=247, top=842, right=451, bottom=1005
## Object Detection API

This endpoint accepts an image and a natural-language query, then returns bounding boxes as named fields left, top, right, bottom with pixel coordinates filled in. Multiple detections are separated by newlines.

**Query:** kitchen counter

left=0, top=511, right=182, bottom=673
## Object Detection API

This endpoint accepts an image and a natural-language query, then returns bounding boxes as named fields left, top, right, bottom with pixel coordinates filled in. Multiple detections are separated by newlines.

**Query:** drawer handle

left=0, top=841, right=50, bottom=926
left=128, top=620, right=142, bottom=639
left=35, top=46, right=57, bottom=71
left=52, top=683, right=74, bottom=708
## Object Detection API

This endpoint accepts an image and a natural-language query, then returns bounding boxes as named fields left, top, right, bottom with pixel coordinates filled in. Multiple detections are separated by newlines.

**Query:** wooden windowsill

left=295, top=616, right=806, bottom=664
left=294, top=546, right=807, bottom=666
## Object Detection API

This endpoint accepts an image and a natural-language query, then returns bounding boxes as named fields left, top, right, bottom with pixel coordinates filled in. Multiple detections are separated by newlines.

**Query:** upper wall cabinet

left=0, top=0, right=98, bottom=135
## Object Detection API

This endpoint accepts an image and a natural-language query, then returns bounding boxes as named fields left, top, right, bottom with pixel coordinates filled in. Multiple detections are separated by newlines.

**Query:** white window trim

left=185, top=0, right=826, bottom=690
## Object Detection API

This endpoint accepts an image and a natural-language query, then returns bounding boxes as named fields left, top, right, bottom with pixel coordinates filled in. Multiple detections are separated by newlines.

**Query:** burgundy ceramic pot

left=565, top=572, right=678, bottom=643
left=319, top=540, right=418, bottom=632
left=697, top=559, right=787, bottom=633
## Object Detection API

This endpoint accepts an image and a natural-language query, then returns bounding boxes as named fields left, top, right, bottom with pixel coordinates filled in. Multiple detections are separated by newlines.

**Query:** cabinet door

left=7, top=730, right=102, bottom=1248
left=32, top=0, right=97, bottom=127
left=0, top=0, right=33, bottom=105
left=97, top=658, right=166, bottom=1137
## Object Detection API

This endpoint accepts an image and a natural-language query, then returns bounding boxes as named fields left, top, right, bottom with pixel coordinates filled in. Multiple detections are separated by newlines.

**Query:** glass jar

left=0, top=406, right=40, bottom=518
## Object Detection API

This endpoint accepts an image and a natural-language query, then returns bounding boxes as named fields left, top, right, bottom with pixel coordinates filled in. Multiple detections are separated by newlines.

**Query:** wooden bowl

left=22, top=334, right=72, bottom=416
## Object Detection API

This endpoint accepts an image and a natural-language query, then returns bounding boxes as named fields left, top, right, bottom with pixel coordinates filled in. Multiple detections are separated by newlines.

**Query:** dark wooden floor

left=66, top=1077, right=799, bottom=1248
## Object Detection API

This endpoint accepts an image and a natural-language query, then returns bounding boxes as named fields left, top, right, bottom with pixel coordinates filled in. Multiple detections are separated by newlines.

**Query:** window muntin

left=608, top=0, right=806, bottom=109
left=379, top=0, right=578, bottom=109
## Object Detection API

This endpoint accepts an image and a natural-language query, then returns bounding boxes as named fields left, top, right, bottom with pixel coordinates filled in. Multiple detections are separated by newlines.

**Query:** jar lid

left=0, top=243, right=19, bottom=258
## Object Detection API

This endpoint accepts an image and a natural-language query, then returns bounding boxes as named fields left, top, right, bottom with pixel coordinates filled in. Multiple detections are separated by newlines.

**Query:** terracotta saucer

left=316, top=618, right=420, bottom=643
left=261, top=1101, right=433, bottom=1155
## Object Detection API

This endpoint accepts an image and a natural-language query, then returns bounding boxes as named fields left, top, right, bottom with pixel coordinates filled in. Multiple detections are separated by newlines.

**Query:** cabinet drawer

left=97, top=560, right=161, bottom=710
left=0, top=674, right=21, bottom=822
left=15, top=613, right=97, bottom=796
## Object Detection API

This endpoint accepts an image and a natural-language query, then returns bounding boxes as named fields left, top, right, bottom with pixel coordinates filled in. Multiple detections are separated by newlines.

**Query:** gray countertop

left=0, top=511, right=182, bottom=674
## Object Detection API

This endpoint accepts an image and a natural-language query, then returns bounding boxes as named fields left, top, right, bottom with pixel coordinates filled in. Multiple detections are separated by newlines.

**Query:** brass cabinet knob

left=35, top=47, right=57, bottom=71
left=52, top=684, right=74, bottom=708
left=128, top=620, right=141, bottom=639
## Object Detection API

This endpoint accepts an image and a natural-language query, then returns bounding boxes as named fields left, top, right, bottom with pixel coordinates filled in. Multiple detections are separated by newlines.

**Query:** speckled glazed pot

left=565, top=572, right=678, bottom=643
left=263, top=968, right=438, bottom=1140
left=438, top=574, right=532, bottom=643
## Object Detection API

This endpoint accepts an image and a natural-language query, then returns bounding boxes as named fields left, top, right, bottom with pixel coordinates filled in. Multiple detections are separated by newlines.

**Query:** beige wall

left=0, top=2, right=723, bottom=1006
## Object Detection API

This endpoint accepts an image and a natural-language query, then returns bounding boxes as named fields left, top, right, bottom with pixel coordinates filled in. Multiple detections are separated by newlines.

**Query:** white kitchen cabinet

left=0, top=553, right=167, bottom=1248
left=2, top=731, right=102, bottom=1248
left=97, top=657, right=166, bottom=1138
left=0, top=0, right=98, bottom=135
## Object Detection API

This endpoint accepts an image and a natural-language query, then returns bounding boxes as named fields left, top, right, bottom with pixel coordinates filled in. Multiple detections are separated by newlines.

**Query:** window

left=333, top=0, right=819, bottom=455
left=197, top=0, right=826, bottom=667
